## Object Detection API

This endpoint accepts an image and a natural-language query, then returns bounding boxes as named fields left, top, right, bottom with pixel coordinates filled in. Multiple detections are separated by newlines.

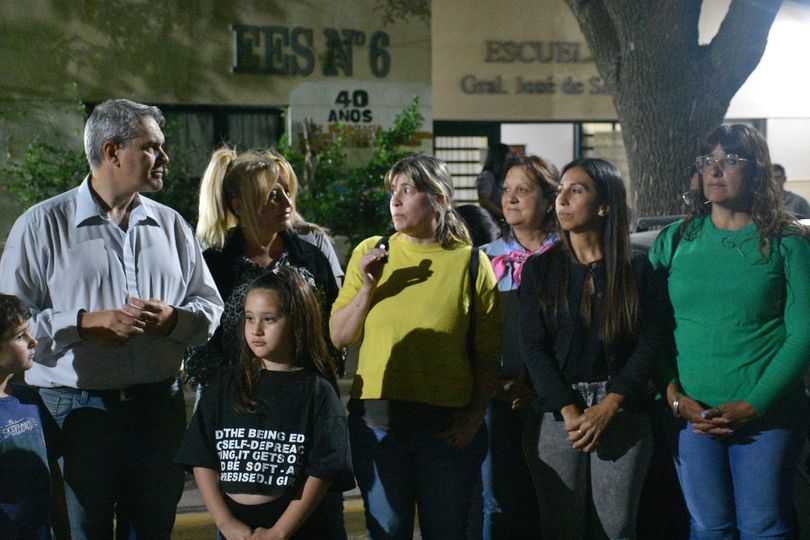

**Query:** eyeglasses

left=695, top=154, right=749, bottom=174
left=681, top=189, right=700, bottom=206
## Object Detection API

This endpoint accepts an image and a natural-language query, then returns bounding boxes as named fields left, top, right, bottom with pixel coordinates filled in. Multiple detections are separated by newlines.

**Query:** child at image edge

left=177, top=267, right=354, bottom=539
left=0, top=293, right=67, bottom=539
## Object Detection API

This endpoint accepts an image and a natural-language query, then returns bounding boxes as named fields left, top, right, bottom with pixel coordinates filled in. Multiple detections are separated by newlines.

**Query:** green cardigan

left=648, top=216, right=810, bottom=414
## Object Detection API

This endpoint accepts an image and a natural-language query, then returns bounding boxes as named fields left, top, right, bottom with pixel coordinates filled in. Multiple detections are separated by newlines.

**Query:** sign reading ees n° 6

left=232, top=24, right=391, bottom=78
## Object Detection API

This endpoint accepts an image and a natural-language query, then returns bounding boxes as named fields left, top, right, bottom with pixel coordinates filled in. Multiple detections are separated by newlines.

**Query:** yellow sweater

left=332, top=234, right=501, bottom=407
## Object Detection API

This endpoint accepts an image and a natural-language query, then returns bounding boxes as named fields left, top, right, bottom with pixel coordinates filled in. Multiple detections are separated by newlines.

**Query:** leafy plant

left=281, top=96, right=425, bottom=245
left=4, top=100, right=424, bottom=242
left=4, top=142, right=87, bottom=207
left=375, top=0, right=430, bottom=25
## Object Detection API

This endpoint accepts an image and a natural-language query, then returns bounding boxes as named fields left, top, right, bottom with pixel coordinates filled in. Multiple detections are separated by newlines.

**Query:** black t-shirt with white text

left=176, top=368, right=353, bottom=496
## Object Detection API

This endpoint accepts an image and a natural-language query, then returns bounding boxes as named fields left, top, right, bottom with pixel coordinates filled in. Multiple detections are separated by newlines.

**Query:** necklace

left=719, top=230, right=749, bottom=256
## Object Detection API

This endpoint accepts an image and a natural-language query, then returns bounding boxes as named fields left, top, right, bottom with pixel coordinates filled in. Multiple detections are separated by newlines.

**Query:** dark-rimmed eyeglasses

left=695, top=154, right=749, bottom=174
left=681, top=189, right=701, bottom=206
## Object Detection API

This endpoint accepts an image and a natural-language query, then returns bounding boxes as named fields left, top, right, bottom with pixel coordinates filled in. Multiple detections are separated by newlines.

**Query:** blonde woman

left=330, top=154, right=501, bottom=540
left=186, top=147, right=347, bottom=538
left=186, top=148, right=340, bottom=388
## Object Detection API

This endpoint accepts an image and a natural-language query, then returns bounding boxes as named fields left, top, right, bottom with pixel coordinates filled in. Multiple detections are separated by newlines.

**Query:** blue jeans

left=40, top=379, right=186, bottom=540
left=349, top=413, right=487, bottom=540
left=478, top=400, right=540, bottom=539
left=674, top=395, right=809, bottom=540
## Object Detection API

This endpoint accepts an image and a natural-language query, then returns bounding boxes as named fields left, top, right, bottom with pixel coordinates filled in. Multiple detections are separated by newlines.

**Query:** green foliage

left=281, top=97, right=425, bottom=246
left=375, top=0, right=430, bottom=25
left=3, top=142, right=87, bottom=207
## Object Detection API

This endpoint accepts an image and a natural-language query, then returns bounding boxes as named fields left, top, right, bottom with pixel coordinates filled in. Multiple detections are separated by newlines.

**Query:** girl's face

left=389, top=174, right=438, bottom=243
left=555, top=166, right=606, bottom=234
left=502, top=166, right=549, bottom=231
left=244, top=289, right=295, bottom=369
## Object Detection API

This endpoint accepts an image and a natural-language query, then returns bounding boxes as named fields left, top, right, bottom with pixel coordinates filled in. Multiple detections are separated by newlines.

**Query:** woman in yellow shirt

left=330, top=154, right=501, bottom=540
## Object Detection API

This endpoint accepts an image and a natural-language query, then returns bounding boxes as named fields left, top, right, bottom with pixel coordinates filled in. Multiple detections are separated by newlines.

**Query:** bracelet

left=76, top=309, right=87, bottom=340
left=671, top=393, right=683, bottom=418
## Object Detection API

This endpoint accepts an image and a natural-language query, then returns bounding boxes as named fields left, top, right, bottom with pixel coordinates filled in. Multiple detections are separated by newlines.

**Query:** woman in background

left=477, top=143, right=512, bottom=223
left=187, top=148, right=340, bottom=388
left=456, top=204, right=500, bottom=247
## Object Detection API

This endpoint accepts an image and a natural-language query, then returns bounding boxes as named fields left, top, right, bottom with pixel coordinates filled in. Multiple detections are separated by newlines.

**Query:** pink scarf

left=491, top=251, right=530, bottom=287
left=491, top=241, right=554, bottom=287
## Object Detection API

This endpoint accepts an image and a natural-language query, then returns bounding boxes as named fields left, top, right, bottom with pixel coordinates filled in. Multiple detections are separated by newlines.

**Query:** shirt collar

left=503, top=228, right=558, bottom=254
left=74, top=175, right=158, bottom=228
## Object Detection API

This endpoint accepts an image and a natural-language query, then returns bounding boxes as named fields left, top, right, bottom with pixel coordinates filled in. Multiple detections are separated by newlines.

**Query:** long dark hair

left=234, top=267, right=337, bottom=413
left=482, top=143, right=512, bottom=184
left=544, top=158, right=638, bottom=344
left=455, top=204, right=500, bottom=247
left=681, top=124, right=807, bottom=254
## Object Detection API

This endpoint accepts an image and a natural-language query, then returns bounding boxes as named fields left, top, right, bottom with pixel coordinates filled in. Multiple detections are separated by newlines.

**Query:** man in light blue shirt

left=0, top=99, right=224, bottom=539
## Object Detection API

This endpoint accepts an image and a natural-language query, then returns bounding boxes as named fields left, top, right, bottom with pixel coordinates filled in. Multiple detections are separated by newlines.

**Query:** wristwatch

left=671, top=394, right=682, bottom=418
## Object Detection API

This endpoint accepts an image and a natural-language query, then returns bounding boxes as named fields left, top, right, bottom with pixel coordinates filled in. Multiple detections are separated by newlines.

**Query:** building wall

left=432, top=0, right=614, bottom=122
left=0, top=1, right=430, bottom=106
left=0, top=0, right=431, bottom=163
left=4, top=0, right=810, bottom=229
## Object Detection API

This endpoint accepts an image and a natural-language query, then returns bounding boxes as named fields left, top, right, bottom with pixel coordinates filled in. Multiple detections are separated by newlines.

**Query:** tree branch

left=564, top=0, right=621, bottom=90
left=708, top=0, right=782, bottom=91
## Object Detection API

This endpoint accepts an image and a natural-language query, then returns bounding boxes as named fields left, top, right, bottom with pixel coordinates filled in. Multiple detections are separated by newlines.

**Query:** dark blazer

left=196, top=227, right=342, bottom=379
left=203, top=228, right=339, bottom=306
left=518, top=244, right=667, bottom=412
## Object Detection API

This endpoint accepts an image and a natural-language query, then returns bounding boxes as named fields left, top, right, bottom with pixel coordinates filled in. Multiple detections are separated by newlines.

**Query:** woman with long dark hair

left=520, top=158, right=663, bottom=539
left=649, top=124, right=810, bottom=538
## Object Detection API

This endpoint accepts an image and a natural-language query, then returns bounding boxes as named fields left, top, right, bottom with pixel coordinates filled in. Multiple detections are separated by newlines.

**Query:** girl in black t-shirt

left=177, top=268, right=352, bottom=540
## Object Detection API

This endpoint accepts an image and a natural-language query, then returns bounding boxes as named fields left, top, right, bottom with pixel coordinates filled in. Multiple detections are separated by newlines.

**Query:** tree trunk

left=565, top=0, right=781, bottom=217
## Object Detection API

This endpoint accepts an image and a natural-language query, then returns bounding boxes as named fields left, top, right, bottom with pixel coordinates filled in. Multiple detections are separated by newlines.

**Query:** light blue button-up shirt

left=0, top=177, right=223, bottom=389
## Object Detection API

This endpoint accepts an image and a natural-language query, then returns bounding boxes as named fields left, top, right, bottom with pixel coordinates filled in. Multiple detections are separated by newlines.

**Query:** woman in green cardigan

left=649, top=124, right=810, bottom=539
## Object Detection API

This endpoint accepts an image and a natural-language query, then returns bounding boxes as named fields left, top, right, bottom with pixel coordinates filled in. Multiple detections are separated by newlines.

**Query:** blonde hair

left=383, top=155, right=471, bottom=248
left=197, top=148, right=299, bottom=249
